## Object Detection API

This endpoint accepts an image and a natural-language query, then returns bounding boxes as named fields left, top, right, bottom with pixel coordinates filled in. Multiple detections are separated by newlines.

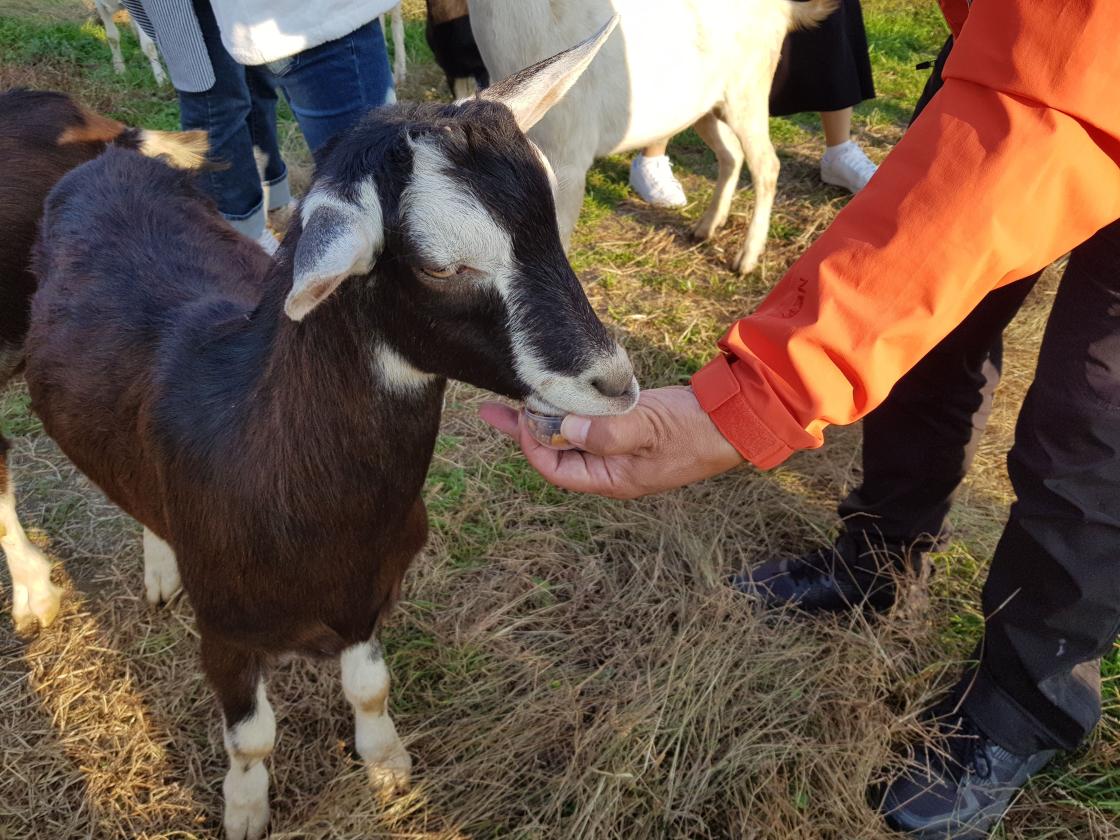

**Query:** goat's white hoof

left=144, top=557, right=181, bottom=606
left=11, top=577, right=62, bottom=634
left=733, top=251, right=759, bottom=277
left=691, top=216, right=720, bottom=241
left=143, top=529, right=181, bottom=606
left=365, top=744, right=412, bottom=796
left=223, top=763, right=270, bottom=840
left=112, top=60, right=126, bottom=75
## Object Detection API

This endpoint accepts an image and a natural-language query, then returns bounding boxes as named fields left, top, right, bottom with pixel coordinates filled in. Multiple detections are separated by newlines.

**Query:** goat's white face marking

left=341, top=639, right=411, bottom=790
left=402, top=140, right=516, bottom=285
left=286, top=178, right=384, bottom=321
left=400, top=139, right=637, bottom=416
left=222, top=680, right=274, bottom=840
left=142, top=527, right=180, bottom=606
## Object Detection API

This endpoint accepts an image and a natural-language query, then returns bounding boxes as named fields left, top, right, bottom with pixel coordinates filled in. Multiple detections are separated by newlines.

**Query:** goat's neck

left=244, top=266, right=447, bottom=484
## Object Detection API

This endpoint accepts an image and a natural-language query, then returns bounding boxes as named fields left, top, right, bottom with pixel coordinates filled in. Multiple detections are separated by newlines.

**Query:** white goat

left=94, top=0, right=168, bottom=86
left=468, top=0, right=834, bottom=275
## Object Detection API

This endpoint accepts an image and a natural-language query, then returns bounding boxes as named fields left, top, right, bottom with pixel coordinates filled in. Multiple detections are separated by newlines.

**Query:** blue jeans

left=261, top=18, right=396, bottom=157
left=177, top=0, right=394, bottom=234
left=177, top=0, right=289, bottom=236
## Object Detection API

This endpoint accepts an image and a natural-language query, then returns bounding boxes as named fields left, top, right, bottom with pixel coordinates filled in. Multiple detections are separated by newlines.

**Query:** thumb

left=561, top=410, right=651, bottom=455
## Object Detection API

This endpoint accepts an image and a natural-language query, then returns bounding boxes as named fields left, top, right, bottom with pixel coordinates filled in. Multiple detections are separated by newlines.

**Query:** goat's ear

left=479, top=15, right=619, bottom=132
left=285, top=184, right=384, bottom=321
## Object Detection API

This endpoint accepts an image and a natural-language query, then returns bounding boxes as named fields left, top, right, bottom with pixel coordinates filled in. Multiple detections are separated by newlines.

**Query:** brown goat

left=0, top=89, right=207, bottom=634
left=26, top=22, right=628, bottom=840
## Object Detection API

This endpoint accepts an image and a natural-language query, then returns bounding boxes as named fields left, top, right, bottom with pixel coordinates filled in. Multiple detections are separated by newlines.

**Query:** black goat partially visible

left=0, top=88, right=206, bottom=634
left=427, top=0, right=490, bottom=98
left=27, top=20, right=629, bottom=840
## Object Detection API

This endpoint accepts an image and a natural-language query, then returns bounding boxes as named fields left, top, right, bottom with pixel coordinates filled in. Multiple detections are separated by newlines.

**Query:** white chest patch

left=374, top=343, right=436, bottom=393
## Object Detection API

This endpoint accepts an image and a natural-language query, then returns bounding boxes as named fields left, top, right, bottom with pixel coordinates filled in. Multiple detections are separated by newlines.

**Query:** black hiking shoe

left=730, top=532, right=927, bottom=613
left=877, top=706, right=1055, bottom=839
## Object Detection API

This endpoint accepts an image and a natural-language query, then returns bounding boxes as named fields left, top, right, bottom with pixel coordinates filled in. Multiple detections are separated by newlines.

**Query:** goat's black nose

left=591, top=373, right=632, bottom=398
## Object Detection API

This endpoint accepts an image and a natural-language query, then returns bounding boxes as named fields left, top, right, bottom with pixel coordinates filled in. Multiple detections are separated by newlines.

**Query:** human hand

left=479, top=386, right=745, bottom=499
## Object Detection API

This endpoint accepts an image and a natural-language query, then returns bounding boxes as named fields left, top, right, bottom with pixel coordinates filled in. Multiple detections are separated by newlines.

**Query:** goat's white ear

left=286, top=185, right=384, bottom=321
left=479, top=15, right=619, bottom=133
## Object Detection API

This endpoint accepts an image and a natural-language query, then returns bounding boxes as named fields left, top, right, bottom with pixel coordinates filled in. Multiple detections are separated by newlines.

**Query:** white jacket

left=211, top=0, right=399, bottom=65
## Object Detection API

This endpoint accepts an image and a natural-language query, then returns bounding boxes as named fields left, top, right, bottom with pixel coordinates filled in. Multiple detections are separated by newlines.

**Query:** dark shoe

left=878, top=707, right=1055, bottom=839
left=731, top=532, right=926, bottom=613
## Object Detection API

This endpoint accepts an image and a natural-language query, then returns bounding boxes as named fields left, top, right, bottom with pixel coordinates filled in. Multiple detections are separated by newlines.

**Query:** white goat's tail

left=136, top=128, right=211, bottom=170
left=785, top=0, right=839, bottom=31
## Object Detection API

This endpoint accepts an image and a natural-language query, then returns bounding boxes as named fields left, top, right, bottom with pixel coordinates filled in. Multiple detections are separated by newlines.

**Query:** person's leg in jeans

left=244, top=65, right=291, bottom=214
left=264, top=19, right=396, bottom=157
left=961, top=219, right=1120, bottom=756
left=176, top=0, right=283, bottom=242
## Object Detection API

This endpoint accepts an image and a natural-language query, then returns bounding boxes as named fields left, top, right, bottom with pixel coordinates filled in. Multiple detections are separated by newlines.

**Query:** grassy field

left=1, top=1, right=1118, bottom=838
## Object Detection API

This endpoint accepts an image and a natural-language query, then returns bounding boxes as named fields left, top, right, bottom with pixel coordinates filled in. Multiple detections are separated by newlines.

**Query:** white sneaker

left=820, top=141, right=878, bottom=194
left=257, top=227, right=280, bottom=256
left=629, top=154, right=687, bottom=208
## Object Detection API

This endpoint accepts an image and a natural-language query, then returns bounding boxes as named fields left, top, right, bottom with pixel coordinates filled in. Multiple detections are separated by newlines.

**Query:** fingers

left=479, top=401, right=519, bottom=438
left=562, top=410, right=651, bottom=456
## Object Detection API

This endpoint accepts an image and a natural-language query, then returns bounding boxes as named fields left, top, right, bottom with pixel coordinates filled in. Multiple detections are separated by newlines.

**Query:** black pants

left=839, top=38, right=1120, bottom=755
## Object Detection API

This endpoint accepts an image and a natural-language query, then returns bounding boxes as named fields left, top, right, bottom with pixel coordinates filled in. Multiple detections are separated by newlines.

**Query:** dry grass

left=1, top=2, right=1118, bottom=838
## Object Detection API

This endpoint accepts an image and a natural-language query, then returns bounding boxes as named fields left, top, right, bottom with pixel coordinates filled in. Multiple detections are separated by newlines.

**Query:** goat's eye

left=421, top=264, right=464, bottom=280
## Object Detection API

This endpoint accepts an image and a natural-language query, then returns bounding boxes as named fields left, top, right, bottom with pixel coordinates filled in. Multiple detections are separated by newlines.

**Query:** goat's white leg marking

left=725, top=90, right=780, bottom=276
left=135, top=25, right=167, bottom=85
left=1, top=478, right=60, bottom=631
left=390, top=3, right=407, bottom=82
left=95, top=1, right=127, bottom=74
left=142, top=526, right=181, bottom=606
left=452, top=76, right=478, bottom=101
left=341, top=639, right=411, bottom=792
left=223, top=680, right=275, bottom=840
left=692, top=112, right=744, bottom=241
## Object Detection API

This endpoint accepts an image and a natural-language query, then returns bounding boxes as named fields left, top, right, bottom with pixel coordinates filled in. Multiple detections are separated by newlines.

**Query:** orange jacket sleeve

left=691, top=0, right=1120, bottom=469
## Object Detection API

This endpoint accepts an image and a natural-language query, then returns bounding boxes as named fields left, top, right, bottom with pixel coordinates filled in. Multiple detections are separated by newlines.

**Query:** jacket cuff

left=691, top=355, right=795, bottom=470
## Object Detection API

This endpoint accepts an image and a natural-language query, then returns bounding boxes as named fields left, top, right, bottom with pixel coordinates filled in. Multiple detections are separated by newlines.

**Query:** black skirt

left=769, top=0, right=876, bottom=117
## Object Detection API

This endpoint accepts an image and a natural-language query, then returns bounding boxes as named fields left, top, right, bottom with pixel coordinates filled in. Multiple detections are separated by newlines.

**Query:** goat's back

left=469, top=0, right=795, bottom=156
left=28, top=147, right=271, bottom=528
left=0, top=89, right=130, bottom=359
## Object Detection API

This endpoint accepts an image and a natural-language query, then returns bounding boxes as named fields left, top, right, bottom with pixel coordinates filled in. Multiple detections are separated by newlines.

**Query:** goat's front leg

left=202, top=639, right=275, bottom=840
left=94, top=1, right=127, bottom=75
left=134, top=26, right=168, bottom=85
left=1, top=439, right=61, bottom=633
left=142, top=526, right=181, bottom=606
left=341, top=637, right=411, bottom=793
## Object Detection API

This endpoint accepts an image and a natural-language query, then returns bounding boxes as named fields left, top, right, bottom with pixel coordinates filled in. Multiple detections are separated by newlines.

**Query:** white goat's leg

left=390, top=4, right=406, bottom=83
left=341, top=638, right=411, bottom=793
left=552, top=161, right=589, bottom=253
left=691, top=111, right=744, bottom=242
left=1, top=452, right=61, bottom=632
left=723, top=90, right=779, bottom=277
left=222, top=679, right=275, bottom=840
left=95, top=1, right=127, bottom=75
left=135, top=25, right=168, bottom=85
left=142, top=526, right=180, bottom=606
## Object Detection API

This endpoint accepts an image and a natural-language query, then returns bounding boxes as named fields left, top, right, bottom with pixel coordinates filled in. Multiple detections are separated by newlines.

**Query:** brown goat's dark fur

left=0, top=90, right=131, bottom=371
